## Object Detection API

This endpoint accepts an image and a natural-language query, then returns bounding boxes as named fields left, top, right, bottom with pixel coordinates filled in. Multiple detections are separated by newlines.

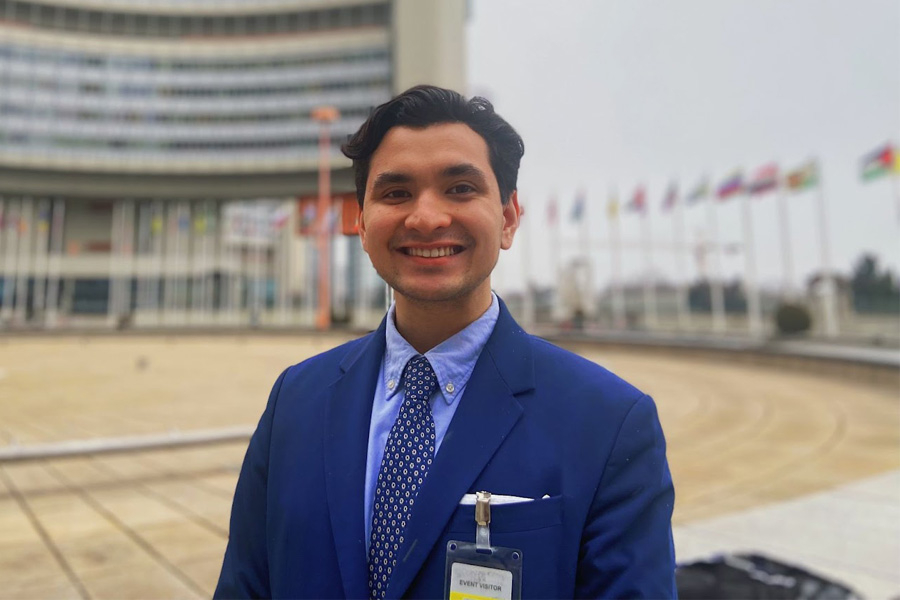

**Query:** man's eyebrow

left=442, top=163, right=488, bottom=180
left=371, top=172, right=412, bottom=188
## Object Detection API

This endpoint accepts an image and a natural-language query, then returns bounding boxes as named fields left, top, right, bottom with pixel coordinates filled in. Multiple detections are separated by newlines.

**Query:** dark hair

left=342, top=85, right=524, bottom=207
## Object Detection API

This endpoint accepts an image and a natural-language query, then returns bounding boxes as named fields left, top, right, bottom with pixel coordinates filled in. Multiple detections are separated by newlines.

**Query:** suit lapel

left=324, top=319, right=387, bottom=600
left=387, top=301, right=535, bottom=598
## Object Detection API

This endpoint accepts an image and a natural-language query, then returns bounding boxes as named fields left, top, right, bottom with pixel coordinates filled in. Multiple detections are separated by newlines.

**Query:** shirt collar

left=383, top=293, right=500, bottom=405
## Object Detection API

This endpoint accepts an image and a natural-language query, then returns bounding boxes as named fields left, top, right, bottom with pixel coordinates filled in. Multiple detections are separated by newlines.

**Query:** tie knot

left=402, top=355, right=437, bottom=401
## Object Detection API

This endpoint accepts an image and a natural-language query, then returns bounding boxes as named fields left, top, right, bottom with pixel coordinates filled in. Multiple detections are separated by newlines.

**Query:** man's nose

left=404, top=192, right=452, bottom=233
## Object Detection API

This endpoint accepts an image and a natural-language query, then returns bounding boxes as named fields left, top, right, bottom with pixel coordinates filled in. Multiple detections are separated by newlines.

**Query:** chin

left=390, top=280, right=485, bottom=305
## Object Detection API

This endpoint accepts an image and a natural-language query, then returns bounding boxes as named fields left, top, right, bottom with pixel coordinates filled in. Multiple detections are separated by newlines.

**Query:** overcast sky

left=466, top=0, right=900, bottom=293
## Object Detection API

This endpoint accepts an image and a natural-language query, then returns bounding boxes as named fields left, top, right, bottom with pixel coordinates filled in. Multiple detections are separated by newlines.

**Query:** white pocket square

left=459, top=493, right=542, bottom=505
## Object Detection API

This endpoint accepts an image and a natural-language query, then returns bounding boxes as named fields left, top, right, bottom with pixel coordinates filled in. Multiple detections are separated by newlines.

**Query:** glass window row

left=0, top=87, right=391, bottom=116
left=1, top=60, right=391, bottom=92
left=0, top=0, right=390, bottom=39
left=1, top=116, right=367, bottom=142
left=0, top=45, right=390, bottom=73
left=0, top=73, right=389, bottom=99
left=0, top=102, right=373, bottom=124
left=0, top=132, right=350, bottom=152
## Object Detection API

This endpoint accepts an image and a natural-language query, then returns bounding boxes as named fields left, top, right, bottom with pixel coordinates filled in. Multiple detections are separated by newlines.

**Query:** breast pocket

left=443, top=495, right=564, bottom=598
left=446, top=494, right=563, bottom=533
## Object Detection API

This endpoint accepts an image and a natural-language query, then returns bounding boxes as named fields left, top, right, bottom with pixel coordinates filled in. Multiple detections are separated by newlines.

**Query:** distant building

left=0, top=0, right=466, bottom=328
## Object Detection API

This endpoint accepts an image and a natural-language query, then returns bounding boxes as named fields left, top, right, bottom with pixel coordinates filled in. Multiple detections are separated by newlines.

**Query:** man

left=215, top=85, right=675, bottom=599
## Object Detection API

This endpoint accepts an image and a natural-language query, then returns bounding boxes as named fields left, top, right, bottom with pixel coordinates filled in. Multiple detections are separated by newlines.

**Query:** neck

left=393, top=289, right=493, bottom=354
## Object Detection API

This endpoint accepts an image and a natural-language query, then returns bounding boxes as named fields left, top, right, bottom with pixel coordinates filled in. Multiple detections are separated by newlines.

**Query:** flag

left=607, top=196, right=619, bottom=220
left=570, top=191, right=586, bottom=222
left=626, top=185, right=646, bottom=214
left=784, top=160, right=818, bottom=191
left=326, top=205, right=340, bottom=232
left=339, top=193, right=360, bottom=235
left=38, top=207, right=50, bottom=233
left=193, top=214, right=206, bottom=234
left=546, top=197, right=558, bottom=226
left=662, top=182, right=678, bottom=212
left=151, top=214, right=163, bottom=234
left=716, top=171, right=743, bottom=200
left=746, top=163, right=779, bottom=195
left=860, top=143, right=894, bottom=181
left=687, top=178, right=709, bottom=204
left=271, top=205, right=291, bottom=231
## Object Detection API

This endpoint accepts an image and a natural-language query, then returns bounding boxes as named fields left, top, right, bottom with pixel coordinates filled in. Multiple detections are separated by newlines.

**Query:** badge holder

left=444, top=491, right=523, bottom=600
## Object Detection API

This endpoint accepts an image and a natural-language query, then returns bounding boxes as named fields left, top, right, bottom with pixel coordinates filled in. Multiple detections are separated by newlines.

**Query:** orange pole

left=312, top=106, right=339, bottom=330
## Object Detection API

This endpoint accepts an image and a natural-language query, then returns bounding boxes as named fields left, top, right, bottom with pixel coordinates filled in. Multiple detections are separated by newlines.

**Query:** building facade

left=0, top=0, right=466, bottom=328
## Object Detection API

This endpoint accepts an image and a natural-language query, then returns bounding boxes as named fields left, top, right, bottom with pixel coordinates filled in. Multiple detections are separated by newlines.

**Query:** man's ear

left=500, top=191, right=520, bottom=250
left=357, top=202, right=368, bottom=250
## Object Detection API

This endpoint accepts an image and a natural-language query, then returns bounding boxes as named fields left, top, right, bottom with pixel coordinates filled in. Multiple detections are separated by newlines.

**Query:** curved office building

left=0, top=0, right=466, bottom=328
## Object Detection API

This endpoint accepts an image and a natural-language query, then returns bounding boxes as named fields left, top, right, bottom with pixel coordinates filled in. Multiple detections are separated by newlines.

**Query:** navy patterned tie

left=368, top=355, right=438, bottom=600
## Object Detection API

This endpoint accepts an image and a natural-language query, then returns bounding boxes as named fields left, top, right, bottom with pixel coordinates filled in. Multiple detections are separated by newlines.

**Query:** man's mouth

left=401, top=246, right=463, bottom=258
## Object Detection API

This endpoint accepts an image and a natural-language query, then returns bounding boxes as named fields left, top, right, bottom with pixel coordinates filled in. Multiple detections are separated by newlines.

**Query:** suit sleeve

left=214, top=368, right=287, bottom=599
left=575, top=393, right=677, bottom=599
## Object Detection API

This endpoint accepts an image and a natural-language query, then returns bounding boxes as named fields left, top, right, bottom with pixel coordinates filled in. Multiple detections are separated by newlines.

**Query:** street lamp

left=311, top=106, right=339, bottom=330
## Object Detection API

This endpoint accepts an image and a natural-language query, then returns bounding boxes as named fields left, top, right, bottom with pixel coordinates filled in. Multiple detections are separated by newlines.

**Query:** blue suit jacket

left=215, top=301, right=676, bottom=599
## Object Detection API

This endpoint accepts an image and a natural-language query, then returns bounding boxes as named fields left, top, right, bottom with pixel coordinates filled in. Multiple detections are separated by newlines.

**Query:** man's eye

left=383, top=190, right=410, bottom=199
left=448, top=184, right=475, bottom=194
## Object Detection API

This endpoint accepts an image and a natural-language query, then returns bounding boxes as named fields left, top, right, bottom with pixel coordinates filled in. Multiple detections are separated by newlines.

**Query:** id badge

left=444, top=491, right=523, bottom=600
left=444, top=540, right=522, bottom=600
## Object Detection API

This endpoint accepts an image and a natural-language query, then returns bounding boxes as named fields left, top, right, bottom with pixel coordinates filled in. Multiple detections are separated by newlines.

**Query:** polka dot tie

left=368, top=355, right=437, bottom=600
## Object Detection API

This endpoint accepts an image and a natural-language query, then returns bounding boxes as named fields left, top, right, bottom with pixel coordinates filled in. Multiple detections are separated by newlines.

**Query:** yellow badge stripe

left=449, top=592, right=504, bottom=600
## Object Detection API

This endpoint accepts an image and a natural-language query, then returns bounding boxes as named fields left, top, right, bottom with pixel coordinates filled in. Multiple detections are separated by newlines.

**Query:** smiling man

left=215, top=86, right=676, bottom=599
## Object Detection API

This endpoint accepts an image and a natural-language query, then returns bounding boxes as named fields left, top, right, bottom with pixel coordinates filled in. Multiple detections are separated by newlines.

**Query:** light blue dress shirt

left=364, top=293, right=500, bottom=547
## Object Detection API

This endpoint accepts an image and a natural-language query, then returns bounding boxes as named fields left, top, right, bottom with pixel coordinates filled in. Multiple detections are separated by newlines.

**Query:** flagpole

left=520, top=201, right=535, bottom=328
left=203, top=200, right=215, bottom=324
left=312, top=106, right=338, bottom=331
left=45, top=198, right=64, bottom=328
left=2, top=199, right=20, bottom=323
left=550, top=195, right=561, bottom=324
left=741, top=190, right=763, bottom=338
left=32, top=200, right=48, bottom=322
left=190, top=205, right=201, bottom=324
left=238, top=208, right=249, bottom=326
left=609, top=188, right=625, bottom=329
left=579, top=191, right=592, bottom=323
left=153, top=201, right=164, bottom=325
left=279, top=201, right=290, bottom=326
left=163, top=204, right=173, bottom=324
left=705, top=194, right=726, bottom=333
left=776, top=186, right=795, bottom=299
left=674, top=192, right=691, bottom=331
left=641, top=207, right=657, bottom=329
left=179, top=203, right=189, bottom=325
left=0, top=197, right=5, bottom=324
left=214, top=201, right=223, bottom=321
left=893, top=167, right=900, bottom=224
left=124, top=199, right=135, bottom=325
left=815, top=166, right=839, bottom=337
left=13, top=197, right=32, bottom=325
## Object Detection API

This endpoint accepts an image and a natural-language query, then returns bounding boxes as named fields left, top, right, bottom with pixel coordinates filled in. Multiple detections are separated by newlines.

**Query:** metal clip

left=475, top=491, right=491, bottom=550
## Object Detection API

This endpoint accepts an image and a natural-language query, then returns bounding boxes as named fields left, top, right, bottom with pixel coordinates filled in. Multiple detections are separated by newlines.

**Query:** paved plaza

left=0, top=334, right=897, bottom=598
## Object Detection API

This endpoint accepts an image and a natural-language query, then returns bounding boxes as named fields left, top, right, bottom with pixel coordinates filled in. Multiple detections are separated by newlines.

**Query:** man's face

left=358, top=123, right=519, bottom=307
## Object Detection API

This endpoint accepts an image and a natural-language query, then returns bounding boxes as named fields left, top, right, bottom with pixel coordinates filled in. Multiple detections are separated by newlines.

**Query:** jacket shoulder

left=527, top=335, right=646, bottom=404
left=280, top=331, right=377, bottom=387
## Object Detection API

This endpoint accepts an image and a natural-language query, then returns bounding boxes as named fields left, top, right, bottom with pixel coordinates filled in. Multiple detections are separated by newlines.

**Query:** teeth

left=408, top=247, right=457, bottom=258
